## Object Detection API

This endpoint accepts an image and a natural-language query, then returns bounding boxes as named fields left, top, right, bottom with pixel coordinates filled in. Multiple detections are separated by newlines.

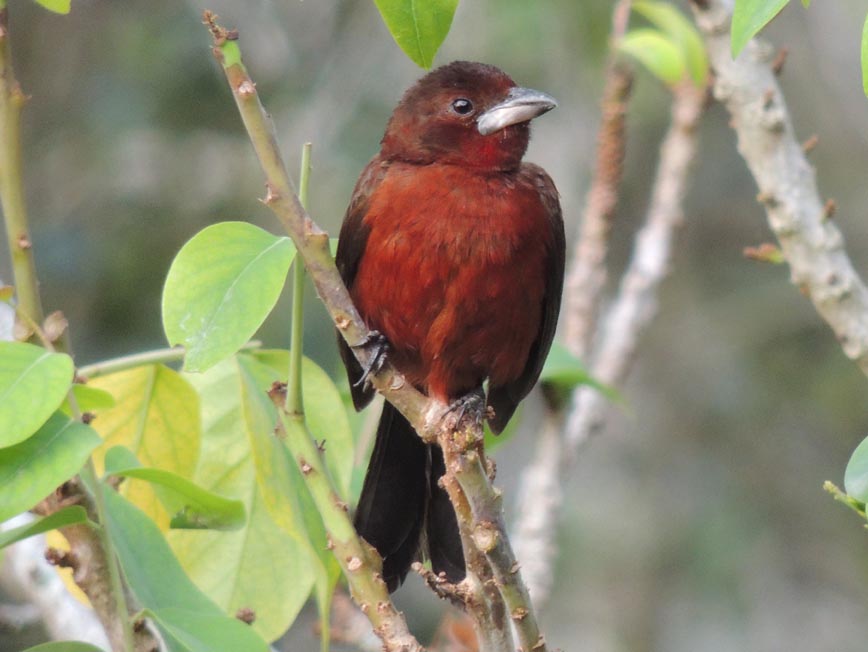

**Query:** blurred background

left=3, top=0, right=868, bottom=650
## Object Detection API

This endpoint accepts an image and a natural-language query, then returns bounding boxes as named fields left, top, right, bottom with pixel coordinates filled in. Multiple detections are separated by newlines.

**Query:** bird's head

left=380, top=61, right=557, bottom=172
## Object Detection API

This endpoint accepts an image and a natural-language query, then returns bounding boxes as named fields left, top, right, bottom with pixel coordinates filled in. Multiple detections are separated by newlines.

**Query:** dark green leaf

left=111, top=466, right=246, bottom=531
left=162, top=222, right=296, bottom=373
left=0, top=413, right=100, bottom=521
left=32, top=0, right=72, bottom=14
left=0, top=506, right=89, bottom=550
left=731, top=0, right=790, bottom=57
left=844, top=435, right=868, bottom=502
left=632, top=1, right=708, bottom=85
left=102, top=490, right=269, bottom=650
left=22, top=643, right=104, bottom=652
left=0, top=341, right=74, bottom=448
left=372, top=0, right=459, bottom=69
left=103, top=445, right=142, bottom=474
left=146, top=608, right=269, bottom=652
left=618, top=29, right=686, bottom=85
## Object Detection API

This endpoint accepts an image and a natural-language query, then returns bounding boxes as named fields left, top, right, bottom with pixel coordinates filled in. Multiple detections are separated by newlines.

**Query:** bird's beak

left=476, top=87, right=558, bottom=136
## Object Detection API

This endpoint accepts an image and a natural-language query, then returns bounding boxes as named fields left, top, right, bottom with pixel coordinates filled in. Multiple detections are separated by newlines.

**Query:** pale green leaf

left=0, top=341, right=74, bottom=448
left=60, top=384, right=116, bottom=416
left=862, top=13, right=868, bottom=97
left=162, top=221, right=295, bottom=373
left=632, top=1, right=709, bottom=85
left=844, top=435, right=868, bottom=502
left=23, top=643, right=103, bottom=652
left=0, top=506, right=89, bottom=550
left=731, top=0, right=790, bottom=57
left=251, top=350, right=354, bottom=499
left=170, top=358, right=315, bottom=641
left=88, top=365, right=200, bottom=529
left=618, top=29, right=686, bottom=85
left=32, top=0, right=72, bottom=14
left=0, top=413, right=100, bottom=521
left=372, top=0, right=459, bottom=69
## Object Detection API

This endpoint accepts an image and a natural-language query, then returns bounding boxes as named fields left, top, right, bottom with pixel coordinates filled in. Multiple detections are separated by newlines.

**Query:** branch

left=513, top=81, right=707, bottom=608
left=690, top=0, right=868, bottom=377
left=203, top=14, right=549, bottom=650
left=0, top=4, right=44, bottom=329
left=563, top=0, right=633, bottom=359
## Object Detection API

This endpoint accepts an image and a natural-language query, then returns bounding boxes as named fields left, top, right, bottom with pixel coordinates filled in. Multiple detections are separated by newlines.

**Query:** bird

left=336, top=60, right=565, bottom=592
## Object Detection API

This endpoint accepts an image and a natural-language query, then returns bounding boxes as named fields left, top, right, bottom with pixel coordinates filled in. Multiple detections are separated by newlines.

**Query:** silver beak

left=476, top=87, right=558, bottom=136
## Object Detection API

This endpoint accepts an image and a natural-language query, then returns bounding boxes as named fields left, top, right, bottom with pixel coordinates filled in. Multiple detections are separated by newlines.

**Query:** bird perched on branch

left=336, top=60, right=565, bottom=592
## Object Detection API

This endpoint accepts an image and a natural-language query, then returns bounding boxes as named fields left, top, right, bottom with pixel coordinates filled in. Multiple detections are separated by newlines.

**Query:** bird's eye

left=451, top=98, right=474, bottom=115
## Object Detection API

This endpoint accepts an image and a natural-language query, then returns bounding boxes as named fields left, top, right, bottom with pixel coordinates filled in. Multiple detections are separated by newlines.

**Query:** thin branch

left=204, top=14, right=549, bottom=650
left=563, top=0, right=634, bottom=359
left=77, top=341, right=261, bottom=379
left=0, top=4, right=44, bottom=329
left=513, top=81, right=707, bottom=609
left=690, top=0, right=868, bottom=376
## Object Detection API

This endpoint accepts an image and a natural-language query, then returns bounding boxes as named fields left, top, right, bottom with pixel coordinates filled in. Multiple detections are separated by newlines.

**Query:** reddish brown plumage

left=337, top=61, right=564, bottom=592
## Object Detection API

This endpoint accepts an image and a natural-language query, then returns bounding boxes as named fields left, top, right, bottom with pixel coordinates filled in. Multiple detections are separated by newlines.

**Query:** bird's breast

left=352, top=163, right=553, bottom=399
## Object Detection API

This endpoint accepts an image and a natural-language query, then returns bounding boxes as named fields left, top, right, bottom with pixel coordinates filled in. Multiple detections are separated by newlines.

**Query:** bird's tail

left=353, top=401, right=465, bottom=592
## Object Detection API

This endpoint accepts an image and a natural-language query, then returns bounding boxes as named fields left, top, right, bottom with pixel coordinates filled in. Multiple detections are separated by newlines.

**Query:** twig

left=563, top=0, right=634, bottom=359
left=77, top=341, right=261, bottom=379
left=0, top=4, right=44, bottom=328
left=513, top=80, right=707, bottom=609
left=690, top=0, right=868, bottom=377
left=204, top=13, right=549, bottom=650
left=270, top=385, right=423, bottom=652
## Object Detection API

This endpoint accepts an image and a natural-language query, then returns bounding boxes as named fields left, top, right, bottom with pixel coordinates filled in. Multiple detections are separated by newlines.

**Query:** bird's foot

left=445, top=388, right=486, bottom=430
left=351, top=330, right=390, bottom=389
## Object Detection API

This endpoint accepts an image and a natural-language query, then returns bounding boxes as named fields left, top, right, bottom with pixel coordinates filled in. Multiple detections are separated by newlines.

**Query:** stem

left=0, top=5, right=44, bottom=328
left=78, top=459, right=136, bottom=652
left=271, top=398, right=423, bottom=652
left=286, top=143, right=312, bottom=417
left=78, top=341, right=261, bottom=379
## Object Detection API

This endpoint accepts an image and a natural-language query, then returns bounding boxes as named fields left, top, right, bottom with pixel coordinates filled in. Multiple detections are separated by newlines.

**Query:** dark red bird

left=336, top=61, right=565, bottom=592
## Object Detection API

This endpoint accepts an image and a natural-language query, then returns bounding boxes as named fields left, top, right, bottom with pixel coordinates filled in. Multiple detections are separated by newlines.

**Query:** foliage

left=371, top=0, right=459, bottom=69
left=618, top=1, right=707, bottom=86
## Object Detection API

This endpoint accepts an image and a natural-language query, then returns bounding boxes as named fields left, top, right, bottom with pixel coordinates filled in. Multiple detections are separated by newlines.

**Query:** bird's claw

left=445, top=388, right=486, bottom=429
left=352, top=330, right=390, bottom=389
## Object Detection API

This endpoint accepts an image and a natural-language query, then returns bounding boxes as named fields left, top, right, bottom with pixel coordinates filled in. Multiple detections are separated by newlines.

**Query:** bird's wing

left=487, top=163, right=565, bottom=433
left=335, top=155, right=390, bottom=411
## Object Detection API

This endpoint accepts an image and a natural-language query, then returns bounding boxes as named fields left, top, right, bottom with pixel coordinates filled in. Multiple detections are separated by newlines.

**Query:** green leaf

left=372, top=0, right=459, bottom=69
left=32, top=0, right=72, bottom=14
left=110, top=465, right=246, bottom=531
left=102, top=489, right=269, bottom=651
left=170, top=357, right=315, bottom=641
left=88, top=365, right=201, bottom=528
left=618, top=29, right=686, bottom=85
left=539, top=342, right=594, bottom=391
left=23, top=643, right=104, bottom=652
left=0, top=413, right=100, bottom=521
left=862, top=12, right=868, bottom=97
left=731, top=0, right=790, bottom=57
left=632, top=1, right=708, bottom=85
left=251, top=350, right=354, bottom=499
left=162, top=221, right=296, bottom=373
left=0, top=341, right=74, bottom=448
left=60, top=384, right=116, bottom=416
left=146, top=608, right=269, bottom=652
left=0, top=506, right=89, bottom=550
left=844, top=435, right=868, bottom=502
